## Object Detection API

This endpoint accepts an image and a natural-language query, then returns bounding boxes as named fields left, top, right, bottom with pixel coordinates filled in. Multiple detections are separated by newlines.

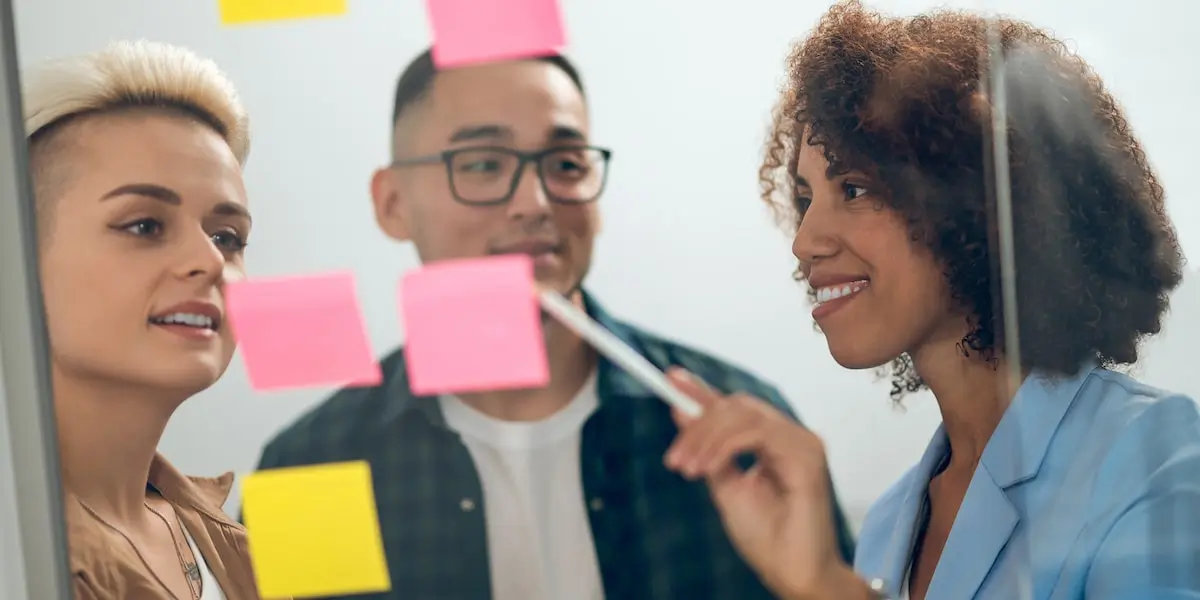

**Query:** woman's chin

left=826, top=339, right=898, bottom=371
left=143, top=360, right=227, bottom=398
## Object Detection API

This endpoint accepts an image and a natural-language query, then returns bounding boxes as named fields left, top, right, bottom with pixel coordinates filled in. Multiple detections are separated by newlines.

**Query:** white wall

left=6, top=0, right=1198, bottom=530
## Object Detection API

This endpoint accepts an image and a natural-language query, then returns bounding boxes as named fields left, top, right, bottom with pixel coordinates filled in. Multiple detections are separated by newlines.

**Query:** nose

left=172, top=226, right=226, bottom=282
left=506, top=160, right=552, bottom=222
left=791, top=200, right=838, bottom=265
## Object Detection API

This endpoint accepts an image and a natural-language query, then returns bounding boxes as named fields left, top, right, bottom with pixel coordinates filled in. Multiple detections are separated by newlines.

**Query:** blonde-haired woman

left=25, top=40, right=264, bottom=599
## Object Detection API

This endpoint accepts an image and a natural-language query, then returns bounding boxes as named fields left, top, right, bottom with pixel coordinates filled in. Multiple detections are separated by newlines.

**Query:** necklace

left=75, top=497, right=201, bottom=600
left=145, top=501, right=203, bottom=599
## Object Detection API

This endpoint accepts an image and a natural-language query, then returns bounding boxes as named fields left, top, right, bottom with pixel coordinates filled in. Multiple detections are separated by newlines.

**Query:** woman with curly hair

left=663, top=2, right=1199, bottom=599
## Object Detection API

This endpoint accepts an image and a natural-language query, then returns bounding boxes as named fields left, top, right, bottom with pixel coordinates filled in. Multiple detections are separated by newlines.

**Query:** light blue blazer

left=854, top=365, right=1200, bottom=599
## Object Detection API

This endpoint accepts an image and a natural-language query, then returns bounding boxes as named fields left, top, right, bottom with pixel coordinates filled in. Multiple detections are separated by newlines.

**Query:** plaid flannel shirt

left=254, top=291, right=855, bottom=599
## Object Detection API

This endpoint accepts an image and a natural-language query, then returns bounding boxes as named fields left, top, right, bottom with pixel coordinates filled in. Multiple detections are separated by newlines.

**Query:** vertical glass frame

left=0, top=0, right=72, bottom=596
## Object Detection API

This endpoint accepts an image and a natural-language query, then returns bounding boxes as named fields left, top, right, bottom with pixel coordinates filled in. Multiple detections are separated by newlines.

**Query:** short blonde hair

left=23, top=39, right=250, bottom=164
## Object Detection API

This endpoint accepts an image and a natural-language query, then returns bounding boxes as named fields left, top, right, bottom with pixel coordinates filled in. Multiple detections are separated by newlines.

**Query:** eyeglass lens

left=448, top=147, right=607, bottom=204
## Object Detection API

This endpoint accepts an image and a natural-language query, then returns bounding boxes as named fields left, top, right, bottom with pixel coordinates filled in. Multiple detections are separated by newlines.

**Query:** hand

left=663, top=369, right=863, bottom=600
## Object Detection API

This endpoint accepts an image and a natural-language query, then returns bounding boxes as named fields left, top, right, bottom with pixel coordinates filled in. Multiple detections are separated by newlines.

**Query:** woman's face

left=38, top=111, right=250, bottom=398
left=791, top=139, right=961, bottom=369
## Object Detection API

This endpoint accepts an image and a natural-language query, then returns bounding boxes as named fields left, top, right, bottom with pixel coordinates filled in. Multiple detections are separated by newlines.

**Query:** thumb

left=705, top=460, right=744, bottom=505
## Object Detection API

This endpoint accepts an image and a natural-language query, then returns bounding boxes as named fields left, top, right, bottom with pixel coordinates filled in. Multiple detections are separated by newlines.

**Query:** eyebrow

left=102, top=182, right=181, bottom=204
left=101, top=182, right=251, bottom=222
left=548, top=125, right=586, bottom=142
left=793, top=166, right=860, bottom=190
left=449, top=124, right=511, bottom=144
left=447, top=124, right=587, bottom=145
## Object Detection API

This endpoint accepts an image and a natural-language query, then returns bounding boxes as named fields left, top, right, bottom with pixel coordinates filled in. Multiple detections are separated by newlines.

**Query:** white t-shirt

left=439, top=372, right=605, bottom=600
left=183, top=527, right=226, bottom=600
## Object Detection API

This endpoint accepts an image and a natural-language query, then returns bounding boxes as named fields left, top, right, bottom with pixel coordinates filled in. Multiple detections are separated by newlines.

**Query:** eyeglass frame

left=389, top=144, right=614, bottom=206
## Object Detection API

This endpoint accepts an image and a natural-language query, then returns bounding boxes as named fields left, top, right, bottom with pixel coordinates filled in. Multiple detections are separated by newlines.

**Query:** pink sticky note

left=425, top=0, right=567, bottom=69
left=225, top=272, right=382, bottom=391
left=400, top=255, right=549, bottom=395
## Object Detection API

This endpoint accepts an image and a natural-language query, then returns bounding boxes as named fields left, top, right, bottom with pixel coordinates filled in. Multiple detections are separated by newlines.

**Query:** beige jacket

left=66, top=454, right=269, bottom=600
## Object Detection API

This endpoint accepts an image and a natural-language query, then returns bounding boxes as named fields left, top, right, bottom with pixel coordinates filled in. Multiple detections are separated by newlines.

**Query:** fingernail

left=666, top=368, right=689, bottom=382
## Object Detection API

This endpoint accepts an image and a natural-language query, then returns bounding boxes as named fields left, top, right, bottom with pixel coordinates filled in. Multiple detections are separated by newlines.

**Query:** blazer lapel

left=860, top=428, right=952, bottom=597
left=924, top=366, right=1094, bottom=600
left=924, top=465, right=1019, bottom=600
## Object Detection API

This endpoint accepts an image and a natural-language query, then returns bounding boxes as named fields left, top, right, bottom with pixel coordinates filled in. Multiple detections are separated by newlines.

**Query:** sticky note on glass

left=225, top=272, right=381, bottom=391
left=242, top=461, right=390, bottom=598
left=400, top=255, right=549, bottom=395
left=426, top=0, right=567, bottom=68
left=219, top=0, right=346, bottom=25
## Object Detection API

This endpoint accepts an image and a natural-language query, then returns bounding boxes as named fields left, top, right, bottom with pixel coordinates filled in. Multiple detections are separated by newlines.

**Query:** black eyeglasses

left=391, top=145, right=613, bottom=206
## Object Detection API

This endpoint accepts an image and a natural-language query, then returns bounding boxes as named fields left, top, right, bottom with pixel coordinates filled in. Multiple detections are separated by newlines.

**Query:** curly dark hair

left=760, top=0, right=1185, bottom=400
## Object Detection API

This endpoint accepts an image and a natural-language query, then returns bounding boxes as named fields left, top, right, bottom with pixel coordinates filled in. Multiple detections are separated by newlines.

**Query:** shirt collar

left=379, top=289, right=656, bottom=427
left=146, top=453, right=240, bottom=526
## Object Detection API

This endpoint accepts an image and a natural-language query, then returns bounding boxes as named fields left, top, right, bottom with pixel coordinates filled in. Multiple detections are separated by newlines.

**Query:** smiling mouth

left=814, top=280, right=870, bottom=305
left=148, top=312, right=219, bottom=331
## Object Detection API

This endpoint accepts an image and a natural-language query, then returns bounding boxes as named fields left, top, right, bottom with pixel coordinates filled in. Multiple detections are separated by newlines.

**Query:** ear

left=370, top=167, right=411, bottom=242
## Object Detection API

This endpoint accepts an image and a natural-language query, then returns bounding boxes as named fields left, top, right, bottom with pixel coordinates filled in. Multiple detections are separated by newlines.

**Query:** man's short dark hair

left=391, top=48, right=586, bottom=126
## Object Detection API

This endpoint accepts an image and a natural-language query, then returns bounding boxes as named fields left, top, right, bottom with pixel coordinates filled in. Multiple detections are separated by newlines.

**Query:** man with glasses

left=253, top=49, right=854, bottom=600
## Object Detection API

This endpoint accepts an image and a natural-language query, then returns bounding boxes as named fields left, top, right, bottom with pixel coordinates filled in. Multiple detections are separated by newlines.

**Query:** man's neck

left=457, top=301, right=597, bottom=422
left=54, top=367, right=181, bottom=526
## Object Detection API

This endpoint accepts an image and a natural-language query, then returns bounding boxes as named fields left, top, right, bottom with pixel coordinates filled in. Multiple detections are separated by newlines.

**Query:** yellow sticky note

left=219, top=0, right=347, bottom=25
left=242, top=461, right=391, bottom=598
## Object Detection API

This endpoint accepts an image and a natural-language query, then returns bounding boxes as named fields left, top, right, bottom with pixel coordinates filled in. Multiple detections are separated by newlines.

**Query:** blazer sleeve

left=1084, top=397, right=1200, bottom=599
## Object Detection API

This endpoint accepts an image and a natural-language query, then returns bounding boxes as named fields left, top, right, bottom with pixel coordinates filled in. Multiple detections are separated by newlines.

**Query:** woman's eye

left=211, top=230, right=247, bottom=252
left=793, top=194, right=812, bottom=212
left=792, top=190, right=811, bottom=210
left=843, top=183, right=870, bottom=200
left=121, top=219, right=163, bottom=237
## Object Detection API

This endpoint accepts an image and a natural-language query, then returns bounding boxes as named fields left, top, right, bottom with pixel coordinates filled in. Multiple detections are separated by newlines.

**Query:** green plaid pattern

left=254, top=291, right=855, bottom=599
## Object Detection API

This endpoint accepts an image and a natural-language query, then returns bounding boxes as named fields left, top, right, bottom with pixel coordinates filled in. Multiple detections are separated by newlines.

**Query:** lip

left=492, top=239, right=563, bottom=256
left=807, top=272, right=870, bottom=289
left=809, top=275, right=870, bottom=320
left=149, top=300, right=224, bottom=340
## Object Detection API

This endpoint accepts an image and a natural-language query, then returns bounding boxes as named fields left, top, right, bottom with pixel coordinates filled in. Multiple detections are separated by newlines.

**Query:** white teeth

left=814, top=280, right=869, bottom=305
left=154, top=313, right=215, bottom=329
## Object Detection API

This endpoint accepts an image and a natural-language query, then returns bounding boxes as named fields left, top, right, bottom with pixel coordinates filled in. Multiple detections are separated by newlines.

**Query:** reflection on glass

left=4, top=0, right=1196, bottom=598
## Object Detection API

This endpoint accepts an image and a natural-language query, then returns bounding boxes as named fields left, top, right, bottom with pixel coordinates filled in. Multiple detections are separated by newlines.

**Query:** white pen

left=537, top=290, right=704, bottom=418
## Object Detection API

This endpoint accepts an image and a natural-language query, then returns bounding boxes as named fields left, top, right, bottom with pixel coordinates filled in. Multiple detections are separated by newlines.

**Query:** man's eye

left=461, top=160, right=502, bottom=173
left=549, top=159, right=588, bottom=178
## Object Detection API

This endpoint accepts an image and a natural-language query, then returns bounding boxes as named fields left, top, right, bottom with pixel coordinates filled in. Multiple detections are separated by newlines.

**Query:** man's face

left=371, top=60, right=600, bottom=295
